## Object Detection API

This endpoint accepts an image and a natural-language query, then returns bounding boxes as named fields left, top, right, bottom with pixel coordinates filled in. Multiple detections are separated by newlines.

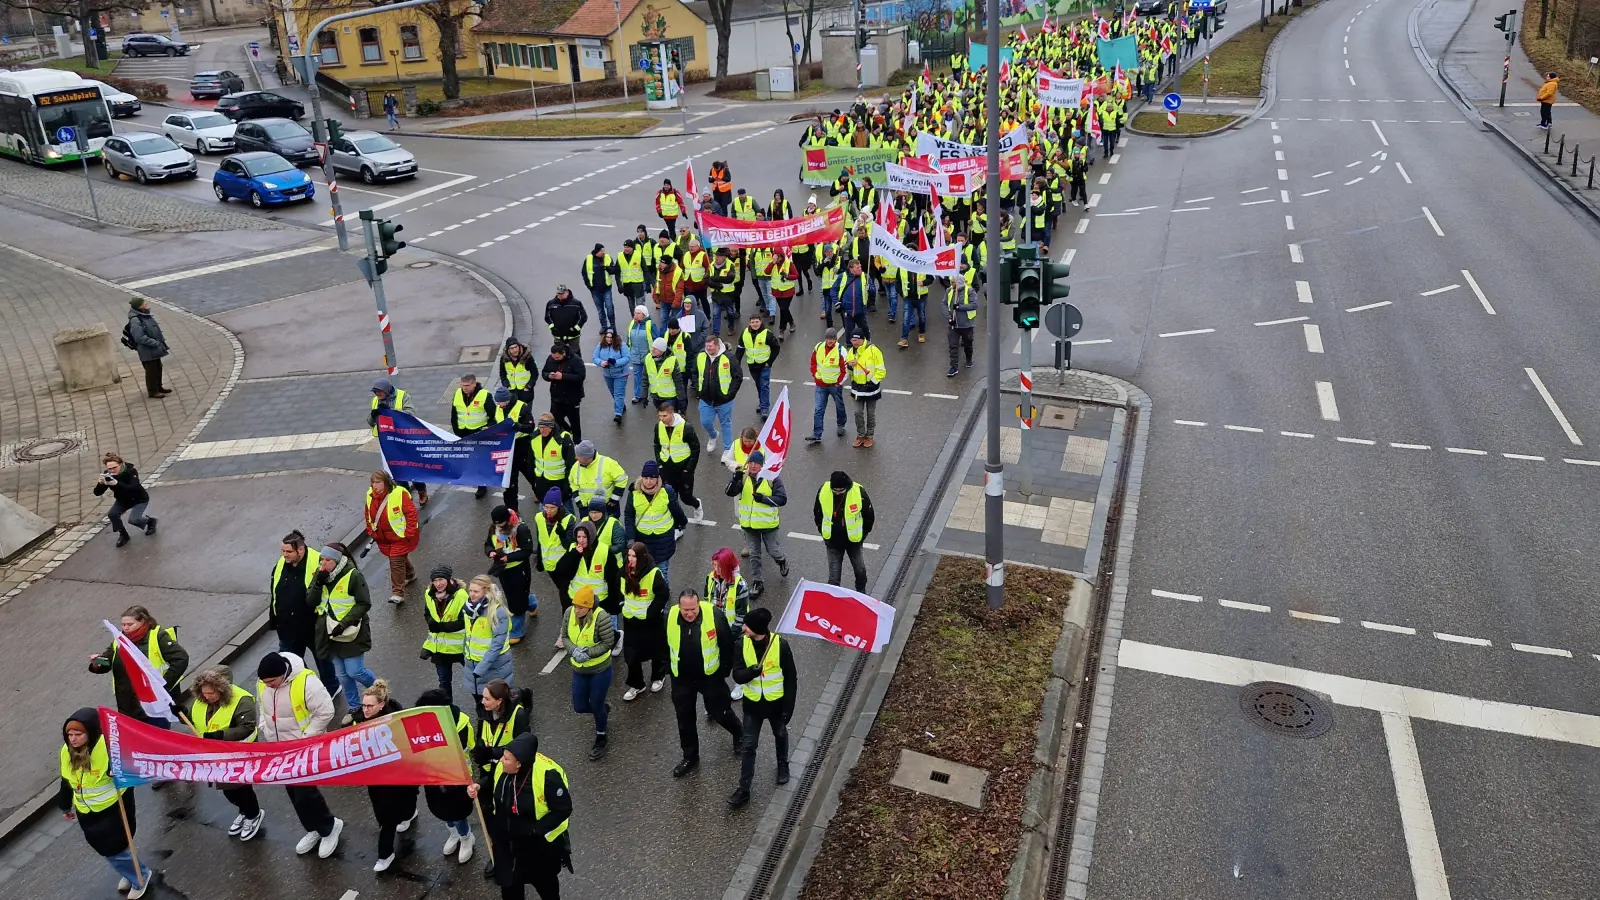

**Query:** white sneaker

left=443, top=832, right=461, bottom=856
left=457, top=831, right=475, bottom=863
left=396, top=810, right=418, bottom=833
left=317, top=817, right=344, bottom=858
left=373, top=854, right=395, bottom=873
left=389, top=594, right=404, bottom=605
left=623, top=686, right=641, bottom=701
left=228, top=813, right=246, bottom=835
left=117, top=877, right=131, bottom=892
left=720, top=448, right=735, bottom=467
left=691, top=502, right=705, bottom=521
left=295, top=829, right=321, bottom=855
left=126, top=874, right=154, bottom=900
left=239, top=811, right=264, bottom=841
left=611, top=635, right=624, bottom=657
left=650, top=678, right=665, bottom=693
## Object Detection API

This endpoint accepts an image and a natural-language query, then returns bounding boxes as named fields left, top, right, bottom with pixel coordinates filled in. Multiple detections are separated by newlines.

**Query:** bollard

left=1545, top=128, right=1552, bottom=154
left=1573, top=144, right=1581, bottom=177
left=1589, top=157, right=1595, bottom=189
left=1557, top=134, right=1566, bottom=165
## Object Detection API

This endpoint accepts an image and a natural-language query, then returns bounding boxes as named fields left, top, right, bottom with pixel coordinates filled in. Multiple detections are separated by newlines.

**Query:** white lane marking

left=1291, top=610, right=1342, bottom=623
left=1159, top=328, right=1216, bottom=338
left=1275, top=150, right=1286, bottom=161
left=1219, top=598, right=1271, bottom=612
left=1420, top=284, right=1460, bottom=296
left=582, top=223, right=616, bottom=228
left=1256, top=316, right=1309, bottom=326
left=1124, top=205, right=1159, bottom=212
left=924, top=392, right=960, bottom=400
left=1504, top=453, right=1546, bottom=461
left=1337, top=437, right=1377, bottom=445
left=1241, top=198, right=1277, bottom=206
left=355, top=173, right=476, bottom=218
left=1349, top=75, right=1357, bottom=85
left=1313, top=171, right=1334, bottom=178
left=1173, top=206, right=1211, bottom=212
left=1099, top=172, right=1112, bottom=184
left=1371, top=120, right=1390, bottom=146
left=1434, top=632, right=1492, bottom=646
left=1074, top=338, right=1113, bottom=345
left=1075, top=219, right=1089, bottom=234
left=1391, top=442, right=1432, bottom=450
left=1095, top=212, right=1141, bottom=217
left=1061, top=249, right=1077, bottom=265
left=1277, top=168, right=1289, bottom=180
left=1347, top=161, right=1364, bottom=168
left=1281, top=189, right=1292, bottom=203
left=1304, top=324, right=1324, bottom=353
left=1087, top=193, right=1101, bottom=208
left=1183, top=197, right=1214, bottom=203
left=1446, top=447, right=1488, bottom=455
left=1346, top=301, right=1392, bottom=312
left=1381, top=713, right=1453, bottom=900
left=1153, top=589, right=1203, bottom=602
left=882, top=389, right=914, bottom=395
left=788, top=531, right=880, bottom=550
left=1396, top=162, right=1412, bottom=183
left=1512, top=643, right=1573, bottom=658
left=1363, top=621, right=1417, bottom=635
left=1224, top=425, right=1265, bottom=433
left=1370, top=165, right=1383, bottom=173
left=1285, top=215, right=1296, bottom=230
left=1282, top=431, right=1316, bottom=438
left=1109, top=153, right=1120, bottom=163
left=540, top=651, right=566, bottom=675
left=1173, top=419, right=1209, bottom=426
left=179, top=429, right=369, bottom=460
left=1461, top=269, right=1496, bottom=315
left=122, top=242, right=335, bottom=289
left=1242, top=186, right=1269, bottom=194
left=1274, top=134, right=1283, bottom=144
left=1271, top=121, right=1279, bottom=129
left=341, top=892, right=359, bottom=900
left=1288, top=243, right=1303, bottom=263
left=1296, top=281, right=1314, bottom=304
left=1421, top=206, right=1444, bottom=236
left=1345, top=177, right=1364, bottom=185
left=1525, top=367, right=1583, bottom=445
left=1302, top=188, right=1329, bottom=196
left=1316, top=382, right=1340, bottom=421
left=1565, top=458, right=1600, bottom=467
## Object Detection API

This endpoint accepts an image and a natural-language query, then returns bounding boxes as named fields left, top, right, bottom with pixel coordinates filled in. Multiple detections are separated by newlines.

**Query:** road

left=1065, top=0, right=1600, bottom=897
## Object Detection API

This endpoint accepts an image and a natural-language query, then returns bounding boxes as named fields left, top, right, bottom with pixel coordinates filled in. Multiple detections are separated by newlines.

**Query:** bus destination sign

left=36, top=88, right=101, bottom=107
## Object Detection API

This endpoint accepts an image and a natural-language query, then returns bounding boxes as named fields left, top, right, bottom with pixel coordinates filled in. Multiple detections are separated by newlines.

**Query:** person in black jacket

left=189, top=666, right=263, bottom=839
left=468, top=732, right=572, bottom=900
left=544, top=285, right=588, bottom=352
left=493, top=386, right=537, bottom=514
left=812, top=470, right=876, bottom=593
left=270, top=530, right=339, bottom=696
left=667, top=590, right=743, bottom=778
left=416, top=688, right=478, bottom=864
left=93, top=452, right=155, bottom=548
left=727, top=608, right=796, bottom=808
left=89, top=605, right=188, bottom=726
left=356, top=680, right=420, bottom=873
left=541, top=343, right=587, bottom=443
left=486, top=506, right=536, bottom=646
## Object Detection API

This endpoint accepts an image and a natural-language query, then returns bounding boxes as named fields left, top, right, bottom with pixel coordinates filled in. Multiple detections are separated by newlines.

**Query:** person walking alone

left=257, top=650, right=343, bottom=858
left=814, top=471, right=875, bottom=593
left=946, top=272, right=978, bottom=377
left=565, top=585, right=617, bottom=760
left=365, top=470, right=419, bottom=605
left=666, top=590, right=744, bottom=778
left=384, top=91, right=399, bottom=130
left=726, top=608, right=795, bottom=808
left=656, top=178, right=687, bottom=237
left=189, top=666, right=263, bottom=840
left=725, top=451, right=788, bottom=599
left=123, top=297, right=170, bottom=399
left=58, top=708, right=155, bottom=897
left=1538, top=72, right=1559, bottom=129
left=93, top=452, right=156, bottom=548
left=89, top=605, right=187, bottom=727
left=580, top=243, right=619, bottom=333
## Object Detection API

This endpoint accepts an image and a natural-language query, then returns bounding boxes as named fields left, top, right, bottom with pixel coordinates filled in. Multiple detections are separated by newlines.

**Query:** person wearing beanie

left=485, top=505, right=536, bottom=643
left=592, top=328, right=631, bottom=425
left=655, top=253, right=685, bottom=333
left=498, top=337, right=537, bottom=404
left=529, top=412, right=576, bottom=512
left=846, top=329, right=886, bottom=449
left=469, top=730, right=573, bottom=899
left=124, top=295, right=171, bottom=399
left=582, top=495, right=626, bottom=581
left=619, top=540, right=672, bottom=699
left=58, top=707, right=156, bottom=896
left=451, top=373, right=494, bottom=499
left=618, top=239, right=647, bottom=313
left=624, top=458, right=689, bottom=582
left=553, top=520, right=621, bottom=650
left=654, top=400, right=703, bottom=521
left=815, top=470, right=876, bottom=593
left=709, top=246, right=742, bottom=336
left=764, top=247, right=801, bottom=335
left=364, top=469, right=419, bottom=604
left=256, top=649, right=342, bottom=858
left=270, top=530, right=339, bottom=696
left=542, top=341, right=587, bottom=442
left=805, top=328, right=849, bottom=445
left=580, top=241, right=619, bottom=332
left=310, top=542, right=376, bottom=725
left=532, top=489, right=576, bottom=611
left=624, top=304, right=658, bottom=408
left=665, top=589, right=744, bottom=778
left=725, top=450, right=789, bottom=599
left=567, top=439, right=628, bottom=517
left=709, top=159, right=733, bottom=214
left=414, top=687, right=477, bottom=865
left=635, top=223, right=660, bottom=300
left=565, top=584, right=617, bottom=759
left=645, top=334, right=683, bottom=412
left=663, top=315, right=690, bottom=380
left=727, top=606, right=797, bottom=807
left=421, top=564, right=469, bottom=705
left=369, top=380, right=428, bottom=506
left=544, top=283, right=588, bottom=354
left=492, top=383, right=537, bottom=513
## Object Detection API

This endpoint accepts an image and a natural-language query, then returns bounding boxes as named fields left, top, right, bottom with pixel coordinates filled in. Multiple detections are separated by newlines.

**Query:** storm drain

left=458, top=345, right=495, bottom=365
left=1157, top=144, right=1182, bottom=151
left=890, top=749, right=987, bottom=809
left=1239, top=682, right=1334, bottom=739
left=1, top=433, right=86, bottom=468
left=407, top=261, right=435, bottom=269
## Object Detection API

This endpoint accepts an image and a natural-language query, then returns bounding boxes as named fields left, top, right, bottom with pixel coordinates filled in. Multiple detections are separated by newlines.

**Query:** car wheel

left=167, top=48, right=176, bottom=56
left=103, top=159, right=117, bottom=178
left=361, top=166, right=377, bottom=185
left=134, top=168, right=148, bottom=185
left=214, top=182, right=227, bottom=201
left=250, top=190, right=265, bottom=208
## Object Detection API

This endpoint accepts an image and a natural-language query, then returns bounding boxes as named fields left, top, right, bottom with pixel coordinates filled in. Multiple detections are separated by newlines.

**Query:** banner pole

left=474, top=795, right=497, bottom=866
left=115, top=791, right=146, bottom=890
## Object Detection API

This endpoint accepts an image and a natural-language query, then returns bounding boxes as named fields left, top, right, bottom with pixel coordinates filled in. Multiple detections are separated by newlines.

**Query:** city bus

left=0, top=68, right=112, bottom=164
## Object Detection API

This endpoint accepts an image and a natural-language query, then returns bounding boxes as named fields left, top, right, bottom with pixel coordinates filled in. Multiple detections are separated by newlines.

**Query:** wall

left=615, top=0, right=709, bottom=79
left=704, top=12, right=830, bottom=76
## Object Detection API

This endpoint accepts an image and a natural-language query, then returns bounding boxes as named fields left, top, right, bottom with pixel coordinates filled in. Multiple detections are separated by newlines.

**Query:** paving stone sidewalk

left=0, top=162, right=296, bottom=232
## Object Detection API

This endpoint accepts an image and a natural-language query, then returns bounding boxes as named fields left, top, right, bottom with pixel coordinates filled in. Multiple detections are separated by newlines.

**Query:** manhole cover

left=407, top=261, right=435, bottom=269
left=12, top=434, right=83, bottom=463
left=1157, top=144, right=1182, bottom=150
left=1239, top=681, right=1333, bottom=739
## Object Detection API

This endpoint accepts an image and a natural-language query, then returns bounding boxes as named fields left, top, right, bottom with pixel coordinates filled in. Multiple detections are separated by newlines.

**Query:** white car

left=84, top=79, right=141, bottom=117
left=160, top=111, right=237, bottom=155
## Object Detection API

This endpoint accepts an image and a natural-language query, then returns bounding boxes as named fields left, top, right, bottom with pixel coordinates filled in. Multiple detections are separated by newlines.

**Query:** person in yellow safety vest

left=579, top=493, right=626, bottom=572
left=497, top=337, right=537, bottom=405
left=814, top=470, right=875, bottom=593
left=634, top=225, right=660, bottom=299
left=565, top=585, right=617, bottom=759
left=815, top=244, right=844, bottom=330
left=413, top=686, right=478, bottom=865
left=463, top=576, right=515, bottom=708
left=553, top=519, right=622, bottom=649
left=529, top=413, right=575, bottom=511
left=59, top=708, right=153, bottom=895
left=568, top=440, right=629, bottom=517
left=370, top=377, right=428, bottom=506
left=726, top=607, right=796, bottom=808
left=617, top=239, right=648, bottom=312
left=696, top=333, right=744, bottom=460
left=729, top=426, right=761, bottom=472
left=255, top=650, right=342, bottom=858
left=365, top=469, right=419, bottom=605
left=709, top=247, right=741, bottom=336
left=619, top=540, right=672, bottom=699
left=730, top=187, right=757, bottom=221
left=645, top=336, right=683, bottom=412
left=748, top=245, right=776, bottom=318
left=625, top=458, right=689, bottom=579
left=723, top=451, right=789, bottom=598
left=655, top=177, right=686, bottom=238
left=472, top=677, right=529, bottom=779
left=310, top=543, right=376, bottom=720
left=451, top=372, right=492, bottom=499
left=89, top=605, right=188, bottom=725
left=467, top=732, right=573, bottom=896
left=946, top=272, right=979, bottom=377
left=580, top=242, right=619, bottom=332
left=706, top=545, right=751, bottom=633
left=484, top=505, right=535, bottom=643
left=491, top=386, right=536, bottom=513
left=421, top=564, right=469, bottom=704
left=805, top=328, right=849, bottom=443
left=664, top=590, right=744, bottom=777
left=190, top=666, right=263, bottom=840
left=897, top=266, right=931, bottom=347
left=846, top=331, right=886, bottom=449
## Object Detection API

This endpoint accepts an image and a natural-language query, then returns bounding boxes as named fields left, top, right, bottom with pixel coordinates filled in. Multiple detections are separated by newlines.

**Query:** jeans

left=447, top=818, right=470, bottom=836
left=754, top=279, right=775, bottom=316
left=605, top=376, right=628, bottom=417
left=571, top=667, right=613, bottom=735
left=821, top=287, right=838, bottom=328
left=883, top=282, right=901, bottom=320
left=826, top=543, right=868, bottom=593
left=699, top=399, right=734, bottom=453
left=105, top=848, right=152, bottom=889
left=331, top=653, right=376, bottom=710
left=811, top=385, right=845, bottom=438
left=589, top=287, right=616, bottom=332
left=853, top=397, right=878, bottom=437
left=509, top=610, right=528, bottom=639
left=741, top=527, right=786, bottom=582
left=278, top=633, right=338, bottom=698
left=432, top=657, right=459, bottom=704
left=630, top=360, right=649, bottom=400
left=710, top=296, right=736, bottom=334
left=901, top=299, right=927, bottom=338
left=751, top=366, right=772, bottom=415
left=107, top=500, right=150, bottom=537
left=386, top=110, right=399, bottom=129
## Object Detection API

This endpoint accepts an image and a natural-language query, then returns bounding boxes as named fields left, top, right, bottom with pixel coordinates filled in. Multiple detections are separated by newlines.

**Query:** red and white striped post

left=1019, top=351, right=1035, bottom=495
left=1167, top=109, right=1178, bottom=127
left=377, top=311, right=398, bottom=376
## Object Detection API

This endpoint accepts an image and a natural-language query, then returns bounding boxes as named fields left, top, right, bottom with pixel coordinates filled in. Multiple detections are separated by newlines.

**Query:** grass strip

left=1179, top=0, right=1322, bottom=96
left=436, top=117, right=660, bottom=137
left=1132, top=110, right=1240, bottom=132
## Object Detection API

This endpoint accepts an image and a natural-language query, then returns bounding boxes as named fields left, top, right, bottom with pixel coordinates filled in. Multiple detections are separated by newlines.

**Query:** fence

left=1543, top=128, right=1599, bottom=188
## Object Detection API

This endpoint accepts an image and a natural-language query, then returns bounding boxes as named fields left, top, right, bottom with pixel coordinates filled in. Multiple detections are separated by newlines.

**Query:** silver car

left=161, top=111, right=237, bottom=154
left=329, top=131, right=418, bottom=184
left=102, top=132, right=196, bottom=184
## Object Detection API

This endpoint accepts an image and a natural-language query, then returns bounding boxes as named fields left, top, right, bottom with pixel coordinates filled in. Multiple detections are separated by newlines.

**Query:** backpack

left=119, top=320, right=137, bottom=351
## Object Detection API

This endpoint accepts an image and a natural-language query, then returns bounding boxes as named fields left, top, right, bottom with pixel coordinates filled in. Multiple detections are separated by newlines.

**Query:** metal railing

left=1541, top=130, right=1598, bottom=189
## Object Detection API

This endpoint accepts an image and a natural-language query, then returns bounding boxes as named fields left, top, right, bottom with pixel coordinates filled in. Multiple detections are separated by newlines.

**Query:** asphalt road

left=1076, top=0, right=1600, bottom=897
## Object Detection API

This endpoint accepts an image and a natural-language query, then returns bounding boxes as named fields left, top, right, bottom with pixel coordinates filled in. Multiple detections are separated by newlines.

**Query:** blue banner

left=966, top=43, right=1016, bottom=72
left=1096, top=35, right=1140, bottom=73
left=376, top=410, right=515, bottom=488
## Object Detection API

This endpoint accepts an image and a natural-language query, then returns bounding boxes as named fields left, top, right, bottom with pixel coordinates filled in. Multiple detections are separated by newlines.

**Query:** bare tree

left=781, top=0, right=799, bottom=79
left=800, top=0, right=819, bottom=63
left=0, top=0, right=151, bottom=67
left=706, top=0, right=732, bottom=79
left=410, top=0, right=481, bottom=100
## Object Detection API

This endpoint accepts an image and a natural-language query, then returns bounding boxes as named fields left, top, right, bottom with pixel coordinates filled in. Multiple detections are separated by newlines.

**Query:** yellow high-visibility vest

left=189, top=683, right=257, bottom=741
left=453, top=387, right=490, bottom=431
left=59, top=737, right=121, bottom=813
left=666, top=602, right=721, bottom=676
left=365, top=485, right=410, bottom=538
left=817, top=483, right=865, bottom=542
left=741, top=634, right=785, bottom=701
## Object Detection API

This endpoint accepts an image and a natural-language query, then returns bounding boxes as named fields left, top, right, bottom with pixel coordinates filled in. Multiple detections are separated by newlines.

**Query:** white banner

left=869, top=223, right=959, bottom=276
left=776, top=579, right=896, bottom=653
left=914, top=125, right=1030, bottom=161
left=883, top=162, right=976, bottom=197
left=1037, top=70, right=1085, bottom=109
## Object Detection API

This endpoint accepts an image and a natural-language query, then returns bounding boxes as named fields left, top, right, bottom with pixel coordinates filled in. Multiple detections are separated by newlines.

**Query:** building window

left=518, top=44, right=531, bottom=67
left=359, top=26, right=381, bottom=63
left=538, top=44, right=558, bottom=69
left=316, top=30, right=339, bottom=65
left=399, top=24, right=422, bottom=60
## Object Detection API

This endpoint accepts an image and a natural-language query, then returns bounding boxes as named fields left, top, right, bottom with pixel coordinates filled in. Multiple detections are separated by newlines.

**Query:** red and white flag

left=933, top=219, right=947, bottom=249
left=921, top=60, right=932, bottom=85
left=999, top=60, right=1012, bottom=84
left=684, top=158, right=699, bottom=226
left=1042, top=16, right=1057, bottom=33
left=1113, top=61, right=1123, bottom=84
left=1161, top=35, right=1174, bottom=55
left=1088, top=102, right=1102, bottom=140
left=103, top=619, right=177, bottom=722
left=1098, top=17, right=1112, bottom=39
left=917, top=224, right=929, bottom=251
left=754, top=386, right=791, bottom=480
left=776, top=579, right=896, bottom=653
left=875, top=195, right=899, bottom=234
left=1018, top=23, right=1029, bottom=41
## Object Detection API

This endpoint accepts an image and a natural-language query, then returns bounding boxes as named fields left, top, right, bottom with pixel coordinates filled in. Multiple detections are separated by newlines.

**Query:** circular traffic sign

left=1044, top=302, right=1083, bottom=339
left=54, top=125, right=76, bottom=145
left=1163, top=92, right=1182, bottom=111
left=794, top=42, right=802, bottom=53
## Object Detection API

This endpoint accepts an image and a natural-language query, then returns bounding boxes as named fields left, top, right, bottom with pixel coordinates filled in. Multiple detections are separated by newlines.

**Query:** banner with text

left=376, top=410, right=514, bottom=489
left=935, top=149, right=1031, bottom=183
left=1036, top=69, right=1086, bottom=108
left=100, top=706, right=473, bottom=788
left=913, top=126, right=1030, bottom=163
left=870, top=222, right=959, bottom=276
left=776, top=579, right=896, bottom=653
left=801, top=145, right=901, bottom=186
left=883, top=162, right=975, bottom=197
left=697, top=205, right=847, bottom=249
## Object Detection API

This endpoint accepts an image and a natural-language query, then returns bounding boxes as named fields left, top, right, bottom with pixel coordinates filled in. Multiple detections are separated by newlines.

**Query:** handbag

left=326, top=615, right=361, bottom=642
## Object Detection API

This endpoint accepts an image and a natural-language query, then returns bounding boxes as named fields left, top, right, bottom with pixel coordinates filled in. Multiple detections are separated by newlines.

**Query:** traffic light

left=669, top=46, right=682, bottom=71
left=1042, top=260, right=1071, bottom=302
left=1493, top=9, right=1515, bottom=32
left=1014, top=259, right=1042, bottom=328
left=325, top=117, right=343, bottom=143
left=857, top=28, right=870, bottom=49
left=375, top=218, right=405, bottom=275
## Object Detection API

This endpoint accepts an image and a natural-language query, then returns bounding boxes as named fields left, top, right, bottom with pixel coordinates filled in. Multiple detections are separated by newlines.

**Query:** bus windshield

left=38, top=97, right=111, bottom=141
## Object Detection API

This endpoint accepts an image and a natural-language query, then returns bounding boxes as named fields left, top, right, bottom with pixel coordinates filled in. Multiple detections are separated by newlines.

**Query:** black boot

left=671, top=757, right=699, bottom=778
left=776, top=762, right=791, bottom=785
left=727, top=786, right=751, bottom=808
left=589, top=733, right=609, bottom=761
left=143, top=517, right=157, bottom=536
left=115, top=531, right=130, bottom=548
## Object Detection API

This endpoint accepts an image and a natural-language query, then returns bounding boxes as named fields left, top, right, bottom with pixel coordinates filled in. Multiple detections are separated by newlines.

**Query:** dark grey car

left=190, top=70, right=245, bottom=100
left=230, top=118, right=319, bottom=166
left=121, top=33, right=190, bottom=56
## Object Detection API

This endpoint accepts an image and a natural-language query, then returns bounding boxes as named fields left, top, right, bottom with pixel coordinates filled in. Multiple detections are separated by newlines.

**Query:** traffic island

left=795, top=557, right=1078, bottom=900
left=1130, top=110, right=1241, bottom=135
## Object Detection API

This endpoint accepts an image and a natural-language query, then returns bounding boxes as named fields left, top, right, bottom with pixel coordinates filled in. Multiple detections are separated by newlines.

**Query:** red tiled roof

left=474, top=0, right=645, bottom=37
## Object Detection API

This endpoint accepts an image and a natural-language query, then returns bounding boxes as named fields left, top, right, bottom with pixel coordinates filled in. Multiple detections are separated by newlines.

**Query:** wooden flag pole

left=114, top=791, right=146, bottom=891
left=473, top=795, right=496, bottom=866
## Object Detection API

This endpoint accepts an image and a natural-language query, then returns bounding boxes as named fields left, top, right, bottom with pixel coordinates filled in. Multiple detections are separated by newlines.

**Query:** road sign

left=1167, top=110, right=1178, bottom=126
left=1189, top=0, right=1214, bottom=7
left=248, top=40, right=260, bottom=59
left=1163, top=92, right=1182, bottom=111
left=54, top=125, right=76, bottom=145
left=88, top=27, right=97, bottom=38
left=160, top=8, right=168, bottom=16
left=1043, top=302, right=1083, bottom=339
left=794, top=42, right=802, bottom=53
left=638, top=54, right=652, bottom=71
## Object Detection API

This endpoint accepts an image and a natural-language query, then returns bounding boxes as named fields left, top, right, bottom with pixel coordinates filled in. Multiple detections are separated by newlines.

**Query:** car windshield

left=261, top=122, right=305, bottom=139
left=190, top=113, right=230, bottom=129
left=242, top=156, right=294, bottom=177
left=352, top=135, right=399, bottom=154
left=127, top=135, right=179, bottom=155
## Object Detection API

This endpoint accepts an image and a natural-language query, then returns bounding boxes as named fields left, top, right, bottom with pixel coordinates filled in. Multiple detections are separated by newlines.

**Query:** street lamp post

left=390, top=48, right=400, bottom=85
left=981, top=0, right=1004, bottom=610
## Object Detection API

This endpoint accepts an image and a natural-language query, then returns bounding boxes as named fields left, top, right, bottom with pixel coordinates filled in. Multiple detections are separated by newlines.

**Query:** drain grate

left=930, top=771, right=950, bottom=784
left=1239, top=682, right=1334, bottom=739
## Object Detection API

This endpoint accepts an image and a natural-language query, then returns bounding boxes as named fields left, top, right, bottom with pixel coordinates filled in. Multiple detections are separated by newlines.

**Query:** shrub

left=416, top=98, right=441, bottom=116
left=101, top=76, right=167, bottom=100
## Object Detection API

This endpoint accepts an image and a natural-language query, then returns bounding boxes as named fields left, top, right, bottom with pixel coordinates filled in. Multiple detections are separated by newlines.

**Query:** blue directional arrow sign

left=1163, top=92, right=1182, bottom=111
left=1188, top=0, right=1214, bottom=8
left=54, top=125, right=76, bottom=145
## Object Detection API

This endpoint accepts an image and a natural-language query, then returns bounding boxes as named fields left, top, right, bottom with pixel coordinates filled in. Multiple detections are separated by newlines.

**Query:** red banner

left=936, top=150, right=1030, bottom=183
left=100, top=706, right=473, bottom=788
left=697, top=205, right=847, bottom=250
left=776, top=579, right=897, bottom=653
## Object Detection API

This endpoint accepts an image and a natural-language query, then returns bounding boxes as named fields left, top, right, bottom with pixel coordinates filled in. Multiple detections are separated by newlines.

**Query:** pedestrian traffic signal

left=857, top=28, right=870, bottom=49
left=325, top=117, right=343, bottom=143
left=1014, top=259, right=1042, bottom=328
left=377, top=218, right=406, bottom=259
left=669, top=47, right=682, bottom=71
left=1042, top=260, right=1071, bottom=302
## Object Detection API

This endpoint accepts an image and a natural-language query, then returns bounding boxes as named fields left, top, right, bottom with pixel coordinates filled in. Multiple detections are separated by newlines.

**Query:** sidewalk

left=1436, top=0, right=1600, bottom=213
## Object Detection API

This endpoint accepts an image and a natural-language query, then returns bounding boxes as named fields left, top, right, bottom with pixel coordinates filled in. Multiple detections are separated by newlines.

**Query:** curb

left=390, top=127, right=706, bottom=143
left=1127, top=113, right=1247, bottom=138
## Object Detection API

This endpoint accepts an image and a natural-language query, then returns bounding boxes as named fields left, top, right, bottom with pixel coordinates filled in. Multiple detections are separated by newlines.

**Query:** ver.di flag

left=376, top=409, right=516, bottom=489
left=102, top=620, right=176, bottom=722
left=753, top=386, right=792, bottom=481
left=775, top=579, right=896, bottom=652
left=1036, top=67, right=1086, bottom=108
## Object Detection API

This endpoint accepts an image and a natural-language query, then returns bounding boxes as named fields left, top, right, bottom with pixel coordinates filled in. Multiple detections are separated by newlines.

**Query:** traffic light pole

left=982, top=0, right=1005, bottom=610
left=358, top=210, right=402, bottom=383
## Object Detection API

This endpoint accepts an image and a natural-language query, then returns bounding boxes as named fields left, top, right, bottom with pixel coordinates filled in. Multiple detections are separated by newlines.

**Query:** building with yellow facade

left=268, top=0, right=483, bottom=85
left=471, top=0, right=707, bottom=85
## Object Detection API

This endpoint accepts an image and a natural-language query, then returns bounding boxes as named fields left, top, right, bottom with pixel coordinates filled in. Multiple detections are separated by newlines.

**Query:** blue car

left=212, top=151, right=315, bottom=208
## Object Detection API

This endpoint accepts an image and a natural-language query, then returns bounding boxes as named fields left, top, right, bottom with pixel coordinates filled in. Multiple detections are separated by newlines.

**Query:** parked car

left=189, top=70, right=245, bottom=100
left=84, top=79, right=140, bottom=117
left=101, top=133, right=195, bottom=184
left=160, top=111, right=236, bottom=154
left=230, top=118, right=319, bottom=166
left=329, top=131, right=417, bottom=184
left=121, top=33, right=189, bottom=57
left=215, top=90, right=304, bottom=122
left=213, top=151, right=314, bottom=207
